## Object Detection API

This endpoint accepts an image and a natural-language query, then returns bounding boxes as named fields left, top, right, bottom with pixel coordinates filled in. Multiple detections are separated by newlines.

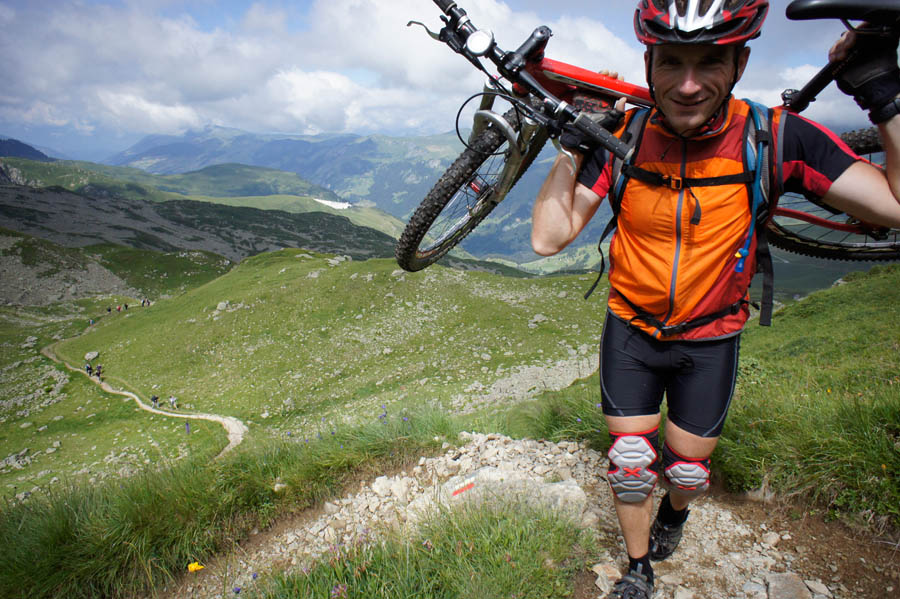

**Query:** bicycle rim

left=417, top=142, right=512, bottom=257
left=768, top=194, right=900, bottom=260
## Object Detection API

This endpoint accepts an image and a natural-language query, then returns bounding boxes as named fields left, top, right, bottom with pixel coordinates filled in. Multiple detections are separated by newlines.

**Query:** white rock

left=805, top=580, right=832, bottom=597
left=372, top=476, right=392, bottom=497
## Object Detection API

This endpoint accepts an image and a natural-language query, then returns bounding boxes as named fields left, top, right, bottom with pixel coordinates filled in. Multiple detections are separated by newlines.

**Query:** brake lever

left=407, top=20, right=441, bottom=41
left=551, top=138, right=578, bottom=172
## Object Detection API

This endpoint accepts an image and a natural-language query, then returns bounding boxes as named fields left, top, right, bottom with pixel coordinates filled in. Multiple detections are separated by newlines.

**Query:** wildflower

left=185, top=422, right=190, bottom=434
left=233, top=586, right=241, bottom=594
left=576, top=418, right=582, bottom=423
left=403, top=416, right=408, bottom=422
left=331, top=583, right=348, bottom=598
left=252, top=572, right=258, bottom=580
left=188, top=561, right=205, bottom=572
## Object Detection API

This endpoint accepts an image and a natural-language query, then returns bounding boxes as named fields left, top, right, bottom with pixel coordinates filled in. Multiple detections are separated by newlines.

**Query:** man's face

left=646, top=44, right=750, bottom=136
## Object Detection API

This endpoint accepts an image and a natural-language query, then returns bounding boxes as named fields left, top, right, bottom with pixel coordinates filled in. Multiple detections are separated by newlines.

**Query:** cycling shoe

left=649, top=512, right=687, bottom=561
left=608, top=568, right=654, bottom=599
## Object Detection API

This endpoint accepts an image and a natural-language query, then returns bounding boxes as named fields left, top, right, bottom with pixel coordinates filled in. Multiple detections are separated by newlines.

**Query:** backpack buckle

left=664, top=175, right=683, bottom=190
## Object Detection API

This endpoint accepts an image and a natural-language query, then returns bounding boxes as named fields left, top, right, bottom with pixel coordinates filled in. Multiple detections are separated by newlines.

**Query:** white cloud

left=96, top=91, right=203, bottom=133
left=0, top=0, right=877, bottom=155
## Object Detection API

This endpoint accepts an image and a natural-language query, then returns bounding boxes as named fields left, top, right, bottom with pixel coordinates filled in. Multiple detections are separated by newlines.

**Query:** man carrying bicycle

left=532, top=1, right=900, bottom=597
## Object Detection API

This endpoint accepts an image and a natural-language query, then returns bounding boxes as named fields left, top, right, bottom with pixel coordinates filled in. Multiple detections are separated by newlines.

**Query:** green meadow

left=0, top=243, right=897, bottom=598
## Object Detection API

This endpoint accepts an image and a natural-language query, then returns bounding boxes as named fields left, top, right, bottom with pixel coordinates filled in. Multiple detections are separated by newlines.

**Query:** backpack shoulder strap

left=740, top=98, right=777, bottom=326
left=584, top=107, right=650, bottom=300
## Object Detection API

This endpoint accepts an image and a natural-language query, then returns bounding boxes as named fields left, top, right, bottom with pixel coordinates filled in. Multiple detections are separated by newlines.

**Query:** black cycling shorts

left=599, top=311, right=740, bottom=438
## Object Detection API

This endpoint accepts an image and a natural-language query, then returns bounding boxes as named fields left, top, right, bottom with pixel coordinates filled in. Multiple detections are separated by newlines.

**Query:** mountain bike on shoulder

left=395, top=0, right=900, bottom=273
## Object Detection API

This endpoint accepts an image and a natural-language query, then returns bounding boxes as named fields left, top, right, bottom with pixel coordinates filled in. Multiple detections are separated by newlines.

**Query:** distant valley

left=0, top=133, right=884, bottom=297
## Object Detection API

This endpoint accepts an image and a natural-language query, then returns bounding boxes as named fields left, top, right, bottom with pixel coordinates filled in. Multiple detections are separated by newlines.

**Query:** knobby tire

left=766, top=126, right=900, bottom=261
left=395, top=103, right=545, bottom=272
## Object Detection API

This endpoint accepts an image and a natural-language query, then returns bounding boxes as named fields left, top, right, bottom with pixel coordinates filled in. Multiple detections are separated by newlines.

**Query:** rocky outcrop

left=175, top=432, right=847, bottom=599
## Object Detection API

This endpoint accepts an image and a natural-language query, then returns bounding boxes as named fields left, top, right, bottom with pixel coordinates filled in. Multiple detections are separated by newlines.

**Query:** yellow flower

left=188, top=562, right=205, bottom=573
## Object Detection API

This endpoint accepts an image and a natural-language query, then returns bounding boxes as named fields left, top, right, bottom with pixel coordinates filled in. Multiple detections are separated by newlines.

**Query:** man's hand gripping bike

left=395, top=0, right=900, bottom=272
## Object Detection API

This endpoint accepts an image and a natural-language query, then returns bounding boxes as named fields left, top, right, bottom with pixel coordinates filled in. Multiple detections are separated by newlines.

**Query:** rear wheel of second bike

left=766, top=126, right=900, bottom=261
left=395, top=105, right=545, bottom=272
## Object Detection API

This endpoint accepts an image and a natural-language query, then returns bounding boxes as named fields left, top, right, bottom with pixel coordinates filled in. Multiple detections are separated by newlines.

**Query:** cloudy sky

left=0, top=0, right=866, bottom=160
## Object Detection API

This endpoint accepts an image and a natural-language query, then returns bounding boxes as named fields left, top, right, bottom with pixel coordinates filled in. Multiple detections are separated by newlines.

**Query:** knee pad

left=607, top=429, right=660, bottom=503
left=662, top=443, right=710, bottom=499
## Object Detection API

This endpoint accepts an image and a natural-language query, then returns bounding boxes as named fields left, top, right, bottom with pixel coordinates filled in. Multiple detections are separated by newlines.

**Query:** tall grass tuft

left=0, top=409, right=455, bottom=599
left=255, top=500, right=597, bottom=599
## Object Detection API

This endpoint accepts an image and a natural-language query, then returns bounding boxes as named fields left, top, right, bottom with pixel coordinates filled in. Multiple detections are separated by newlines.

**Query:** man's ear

left=644, top=48, right=652, bottom=84
left=734, top=45, right=751, bottom=82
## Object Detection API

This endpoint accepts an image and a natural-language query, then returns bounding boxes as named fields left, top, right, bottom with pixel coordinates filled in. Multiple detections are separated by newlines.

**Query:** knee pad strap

left=662, top=443, right=710, bottom=498
left=607, top=429, right=660, bottom=503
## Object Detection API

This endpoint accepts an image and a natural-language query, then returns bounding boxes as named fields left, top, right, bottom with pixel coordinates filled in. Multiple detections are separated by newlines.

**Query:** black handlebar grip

left=434, top=0, right=458, bottom=14
left=572, top=112, right=632, bottom=161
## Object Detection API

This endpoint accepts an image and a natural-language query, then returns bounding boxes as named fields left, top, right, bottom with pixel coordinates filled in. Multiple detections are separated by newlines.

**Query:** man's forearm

left=879, top=110, right=900, bottom=199
left=531, top=152, right=583, bottom=256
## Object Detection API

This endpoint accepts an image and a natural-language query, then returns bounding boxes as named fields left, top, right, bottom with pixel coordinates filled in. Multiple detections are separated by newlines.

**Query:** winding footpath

left=41, top=343, right=248, bottom=459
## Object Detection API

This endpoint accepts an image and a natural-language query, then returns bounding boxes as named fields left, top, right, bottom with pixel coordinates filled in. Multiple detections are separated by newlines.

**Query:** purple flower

left=331, top=583, right=348, bottom=598
left=402, top=417, right=408, bottom=422
left=576, top=418, right=582, bottom=423
left=185, top=422, right=191, bottom=434
left=252, top=572, right=258, bottom=580
left=233, top=587, right=241, bottom=594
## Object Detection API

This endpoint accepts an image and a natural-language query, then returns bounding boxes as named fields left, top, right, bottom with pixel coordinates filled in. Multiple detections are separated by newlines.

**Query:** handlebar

left=430, top=0, right=633, bottom=160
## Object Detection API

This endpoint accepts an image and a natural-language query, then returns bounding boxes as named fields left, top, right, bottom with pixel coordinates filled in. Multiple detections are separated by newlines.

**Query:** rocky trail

left=146, top=432, right=898, bottom=599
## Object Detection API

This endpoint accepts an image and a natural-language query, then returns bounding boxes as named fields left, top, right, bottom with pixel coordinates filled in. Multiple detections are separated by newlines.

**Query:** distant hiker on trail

left=124, top=303, right=128, bottom=310
left=169, top=395, right=177, bottom=409
left=85, top=363, right=92, bottom=376
left=150, top=395, right=159, bottom=408
left=116, top=305, right=121, bottom=312
left=95, top=364, right=102, bottom=379
left=107, top=306, right=111, bottom=313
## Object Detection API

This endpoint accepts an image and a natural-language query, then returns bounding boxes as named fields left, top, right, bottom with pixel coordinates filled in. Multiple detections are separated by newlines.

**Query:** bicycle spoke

left=417, top=147, right=509, bottom=255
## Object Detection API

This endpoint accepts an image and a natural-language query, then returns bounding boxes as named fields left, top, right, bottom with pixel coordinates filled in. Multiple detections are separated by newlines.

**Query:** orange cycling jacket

left=578, top=97, right=859, bottom=341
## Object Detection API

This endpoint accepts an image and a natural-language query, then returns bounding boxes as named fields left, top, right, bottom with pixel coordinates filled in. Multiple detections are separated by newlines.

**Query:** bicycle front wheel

left=766, top=126, right=900, bottom=261
left=395, top=106, right=545, bottom=272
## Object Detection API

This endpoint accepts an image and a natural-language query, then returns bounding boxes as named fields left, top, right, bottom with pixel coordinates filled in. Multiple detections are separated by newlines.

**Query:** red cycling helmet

left=635, top=0, right=768, bottom=46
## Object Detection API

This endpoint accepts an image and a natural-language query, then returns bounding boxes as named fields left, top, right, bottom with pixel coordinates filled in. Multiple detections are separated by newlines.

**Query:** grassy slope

left=87, top=244, right=233, bottom=298
left=1, top=250, right=898, bottom=598
left=0, top=158, right=337, bottom=201
left=53, top=251, right=605, bottom=436
left=0, top=157, right=407, bottom=240
left=185, top=194, right=407, bottom=239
